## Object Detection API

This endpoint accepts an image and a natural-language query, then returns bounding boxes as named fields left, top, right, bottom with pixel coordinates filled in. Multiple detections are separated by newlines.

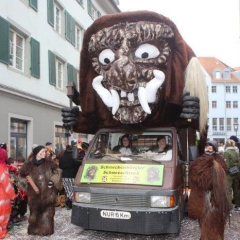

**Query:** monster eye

left=135, top=44, right=160, bottom=59
left=99, top=49, right=115, bottom=65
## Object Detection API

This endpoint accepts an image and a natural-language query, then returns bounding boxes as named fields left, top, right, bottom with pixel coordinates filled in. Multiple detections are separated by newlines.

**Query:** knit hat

left=0, top=143, right=7, bottom=150
left=45, top=142, right=52, bottom=146
left=230, top=136, right=239, bottom=143
left=33, top=145, right=45, bottom=157
left=0, top=148, right=8, bottom=164
left=206, top=141, right=218, bottom=152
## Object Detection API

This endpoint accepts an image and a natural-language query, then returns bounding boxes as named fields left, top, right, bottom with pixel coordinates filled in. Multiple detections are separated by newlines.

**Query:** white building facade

left=199, top=57, right=240, bottom=144
left=0, top=0, right=120, bottom=159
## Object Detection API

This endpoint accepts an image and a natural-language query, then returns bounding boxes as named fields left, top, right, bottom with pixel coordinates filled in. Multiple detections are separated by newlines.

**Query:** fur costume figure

left=188, top=142, right=229, bottom=240
left=20, top=146, right=62, bottom=236
left=62, top=11, right=208, bottom=143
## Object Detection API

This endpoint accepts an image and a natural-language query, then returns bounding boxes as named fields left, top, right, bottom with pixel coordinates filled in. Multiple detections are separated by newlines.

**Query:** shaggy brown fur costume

left=188, top=153, right=229, bottom=240
left=20, top=159, right=61, bottom=236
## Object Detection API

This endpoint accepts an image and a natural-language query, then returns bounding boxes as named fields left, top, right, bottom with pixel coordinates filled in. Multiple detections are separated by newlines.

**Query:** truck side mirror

left=189, top=146, right=199, bottom=161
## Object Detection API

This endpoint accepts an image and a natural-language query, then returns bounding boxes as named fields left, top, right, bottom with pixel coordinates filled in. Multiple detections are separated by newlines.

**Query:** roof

left=198, top=57, right=240, bottom=83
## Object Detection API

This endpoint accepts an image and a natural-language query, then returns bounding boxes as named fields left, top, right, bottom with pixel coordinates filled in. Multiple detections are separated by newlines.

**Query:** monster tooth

left=138, top=87, right=151, bottom=114
left=128, top=93, right=134, bottom=102
left=110, top=89, right=120, bottom=115
left=145, top=70, right=165, bottom=103
left=92, top=76, right=113, bottom=107
left=120, top=90, right=127, bottom=98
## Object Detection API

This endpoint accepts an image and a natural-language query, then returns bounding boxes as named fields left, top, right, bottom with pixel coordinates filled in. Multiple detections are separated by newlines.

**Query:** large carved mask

left=88, top=21, right=174, bottom=124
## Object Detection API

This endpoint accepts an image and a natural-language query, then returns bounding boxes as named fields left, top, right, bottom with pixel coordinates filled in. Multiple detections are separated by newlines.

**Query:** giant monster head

left=76, top=11, right=207, bottom=133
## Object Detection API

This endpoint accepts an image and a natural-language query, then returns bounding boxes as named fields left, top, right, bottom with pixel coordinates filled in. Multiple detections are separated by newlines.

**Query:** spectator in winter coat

left=224, top=139, right=240, bottom=211
left=0, top=148, right=16, bottom=239
left=59, top=145, right=81, bottom=209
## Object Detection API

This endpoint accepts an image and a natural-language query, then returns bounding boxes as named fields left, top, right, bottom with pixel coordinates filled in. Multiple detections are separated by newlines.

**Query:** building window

left=233, top=101, right=238, bottom=108
left=219, top=118, right=224, bottom=131
left=226, top=101, right=231, bottom=108
left=215, top=71, right=221, bottom=79
left=227, top=118, right=231, bottom=131
left=212, top=118, right=217, bottom=131
left=87, top=0, right=99, bottom=20
left=9, top=30, right=24, bottom=71
left=75, top=25, right=83, bottom=50
left=212, top=101, right=217, bottom=108
left=211, top=86, right=216, bottom=93
left=223, top=70, right=230, bottom=79
left=233, top=118, right=239, bottom=126
left=54, top=4, right=61, bottom=34
left=10, top=119, right=27, bottom=159
left=225, top=86, right=230, bottom=93
left=56, top=59, right=63, bottom=89
left=233, top=86, right=238, bottom=93
left=55, top=125, right=68, bottom=156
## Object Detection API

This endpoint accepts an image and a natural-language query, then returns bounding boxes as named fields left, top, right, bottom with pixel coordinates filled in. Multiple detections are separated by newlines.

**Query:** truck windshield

left=86, top=131, right=173, bottom=162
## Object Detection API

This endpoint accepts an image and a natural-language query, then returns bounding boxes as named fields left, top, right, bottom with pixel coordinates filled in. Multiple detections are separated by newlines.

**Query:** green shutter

left=97, top=11, right=101, bottom=18
left=47, top=0, right=54, bottom=27
left=67, top=63, right=74, bottom=82
left=73, top=67, right=78, bottom=86
left=48, top=50, right=56, bottom=86
left=68, top=64, right=78, bottom=87
left=30, top=38, right=40, bottom=78
left=0, top=16, right=10, bottom=65
left=87, top=0, right=92, bottom=17
left=65, top=11, right=71, bottom=42
left=71, top=18, right=75, bottom=46
left=65, top=11, right=75, bottom=46
left=29, top=0, right=38, bottom=11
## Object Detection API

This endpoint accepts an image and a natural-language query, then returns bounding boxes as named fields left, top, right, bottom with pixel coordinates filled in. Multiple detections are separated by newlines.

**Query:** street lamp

left=233, top=123, right=239, bottom=137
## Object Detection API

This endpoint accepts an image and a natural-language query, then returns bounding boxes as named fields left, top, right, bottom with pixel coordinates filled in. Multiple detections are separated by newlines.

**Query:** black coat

left=59, top=150, right=80, bottom=178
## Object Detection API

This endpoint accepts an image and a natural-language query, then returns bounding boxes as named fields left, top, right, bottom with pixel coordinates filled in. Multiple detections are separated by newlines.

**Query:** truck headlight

left=150, top=196, right=175, bottom=207
left=74, top=192, right=91, bottom=203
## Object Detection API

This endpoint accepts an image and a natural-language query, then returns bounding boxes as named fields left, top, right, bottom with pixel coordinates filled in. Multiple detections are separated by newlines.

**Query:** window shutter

left=71, top=18, right=75, bottom=46
left=97, top=11, right=101, bottom=18
left=65, top=11, right=75, bottom=46
left=48, top=50, right=56, bottom=86
left=87, top=0, right=92, bottom=17
left=30, top=38, right=40, bottom=78
left=0, top=16, right=10, bottom=65
left=65, top=11, right=71, bottom=42
left=73, top=67, right=78, bottom=86
left=47, top=0, right=54, bottom=27
left=29, top=0, right=38, bottom=11
left=67, top=63, right=74, bottom=82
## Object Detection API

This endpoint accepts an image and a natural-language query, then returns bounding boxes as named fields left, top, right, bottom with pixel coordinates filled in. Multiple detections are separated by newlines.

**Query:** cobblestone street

left=6, top=206, right=240, bottom=240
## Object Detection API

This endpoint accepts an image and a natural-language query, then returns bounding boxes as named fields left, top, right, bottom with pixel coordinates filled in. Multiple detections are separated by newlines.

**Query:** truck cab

left=71, top=126, right=193, bottom=235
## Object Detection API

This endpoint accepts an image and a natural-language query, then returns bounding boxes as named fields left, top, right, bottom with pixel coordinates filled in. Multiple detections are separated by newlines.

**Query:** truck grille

left=91, top=193, right=150, bottom=207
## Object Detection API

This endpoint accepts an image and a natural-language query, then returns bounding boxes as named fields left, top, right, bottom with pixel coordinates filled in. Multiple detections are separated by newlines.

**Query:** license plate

left=100, top=210, right=131, bottom=219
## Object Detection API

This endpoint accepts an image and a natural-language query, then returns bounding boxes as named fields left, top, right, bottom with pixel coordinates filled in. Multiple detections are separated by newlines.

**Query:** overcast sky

left=118, top=0, right=240, bottom=67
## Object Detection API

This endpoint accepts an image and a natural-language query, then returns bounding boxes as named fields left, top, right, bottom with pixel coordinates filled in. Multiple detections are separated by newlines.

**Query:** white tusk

left=92, top=76, right=113, bottom=107
left=110, top=89, right=120, bottom=115
left=138, top=87, right=151, bottom=114
left=145, top=70, right=165, bottom=103
left=127, top=93, right=134, bottom=102
left=120, top=90, right=127, bottom=98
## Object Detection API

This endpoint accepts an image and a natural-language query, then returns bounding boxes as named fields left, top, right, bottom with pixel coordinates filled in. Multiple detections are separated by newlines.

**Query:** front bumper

left=71, top=203, right=180, bottom=235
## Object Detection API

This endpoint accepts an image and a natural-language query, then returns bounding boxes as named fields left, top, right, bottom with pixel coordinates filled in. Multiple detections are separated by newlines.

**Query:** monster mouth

left=92, top=70, right=165, bottom=123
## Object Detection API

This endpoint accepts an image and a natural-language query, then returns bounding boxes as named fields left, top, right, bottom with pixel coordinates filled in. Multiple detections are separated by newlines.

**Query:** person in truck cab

left=151, top=135, right=172, bottom=153
left=112, top=134, right=138, bottom=156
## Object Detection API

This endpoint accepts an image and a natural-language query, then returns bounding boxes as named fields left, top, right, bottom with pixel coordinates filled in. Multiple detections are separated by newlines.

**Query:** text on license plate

left=100, top=210, right=131, bottom=219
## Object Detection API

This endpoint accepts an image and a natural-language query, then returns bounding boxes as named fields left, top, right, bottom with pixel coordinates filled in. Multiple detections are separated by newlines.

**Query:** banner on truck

left=80, top=163, right=164, bottom=186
